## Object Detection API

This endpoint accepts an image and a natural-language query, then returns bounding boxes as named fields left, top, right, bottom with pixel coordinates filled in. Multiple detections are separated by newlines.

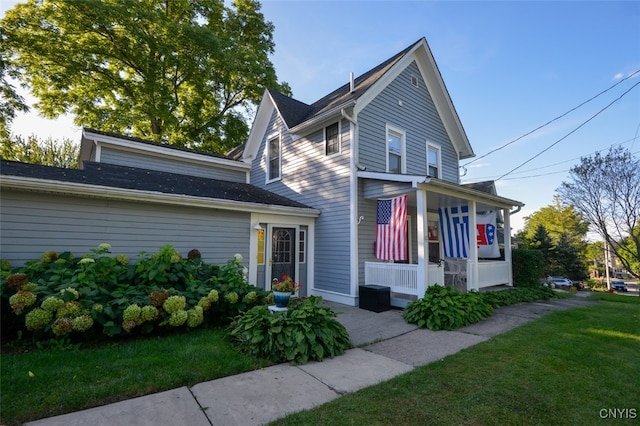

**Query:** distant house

left=0, top=37, right=523, bottom=307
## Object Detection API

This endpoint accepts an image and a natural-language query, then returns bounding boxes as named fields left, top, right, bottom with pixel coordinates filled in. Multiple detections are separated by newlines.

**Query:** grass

left=2, top=294, right=638, bottom=425
left=270, top=294, right=640, bottom=426
left=0, top=328, right=272, bottom=425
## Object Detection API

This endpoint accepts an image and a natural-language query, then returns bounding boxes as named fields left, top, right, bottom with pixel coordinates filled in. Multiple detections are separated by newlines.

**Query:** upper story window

left=386, top=125, right=405, bottom=174
left=325, top=122, right=340, bottom=155
left=267, top=134, right=281, bottom=182
left=427, top=142, right=441, bottom=178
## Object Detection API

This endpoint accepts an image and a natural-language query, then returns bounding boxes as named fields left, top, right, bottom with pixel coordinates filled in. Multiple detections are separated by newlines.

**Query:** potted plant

left=271, top=275, right=300, bottom=308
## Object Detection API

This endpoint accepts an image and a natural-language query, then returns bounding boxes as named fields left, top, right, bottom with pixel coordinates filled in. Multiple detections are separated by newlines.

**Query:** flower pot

left=273, top=291, right=291, bottom=308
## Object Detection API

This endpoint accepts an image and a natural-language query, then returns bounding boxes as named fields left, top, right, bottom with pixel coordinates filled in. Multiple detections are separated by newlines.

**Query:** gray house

left=0, top=129, right=319, bottom=294
left=237, top=37, right=523, bottom=306
left=0, top=37, right=523, bottom=307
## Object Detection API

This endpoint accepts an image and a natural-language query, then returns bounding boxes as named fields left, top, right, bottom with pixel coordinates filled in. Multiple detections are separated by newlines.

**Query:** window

left=427, top=143, right=441, bottom=178
left=325, top=122, right=340, bottom=155
left=386, top=125, right=405, bottom=174
left=267, top=135, right=281, bottom=181
left=411, top=74, right=419, bottom=87
left=298, top=230, right=306, bottom=263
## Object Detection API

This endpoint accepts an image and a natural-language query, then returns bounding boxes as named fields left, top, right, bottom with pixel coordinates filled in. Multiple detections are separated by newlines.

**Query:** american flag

left=376, top=195, right=407, bottom=261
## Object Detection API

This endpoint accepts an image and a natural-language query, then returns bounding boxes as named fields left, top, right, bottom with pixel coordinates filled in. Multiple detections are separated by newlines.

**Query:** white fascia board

left=358, top=170, right=429, bottom=186
left=413, top=40, right=474, bottom=159
left=82, top=129, right=250, bottom=171
left=356, top=171, right=523, bottom=208
left=352, top=39, right=474, bottom=160
left=1, top=176, right=321, bottom=218
left=241, top=91, right=276, bottom=163
left=418, top=178, right=524, bottom=209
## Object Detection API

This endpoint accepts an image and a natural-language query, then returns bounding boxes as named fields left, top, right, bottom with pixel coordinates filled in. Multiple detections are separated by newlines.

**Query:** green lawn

left=271, top=294, right=640, bottom=425
left=0, top=328, right=272, bottom=426
left=2, top=294, right=638, bottom=426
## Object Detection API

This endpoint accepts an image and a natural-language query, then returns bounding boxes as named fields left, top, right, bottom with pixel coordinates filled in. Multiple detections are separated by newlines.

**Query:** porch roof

left=358, top=171, right=524, bottom=211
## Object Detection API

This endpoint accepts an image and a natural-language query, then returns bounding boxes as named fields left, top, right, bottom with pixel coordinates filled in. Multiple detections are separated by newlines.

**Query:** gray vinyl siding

left=0, top=189, right=251, bottom=269
left=358, top=61, right=459, bottom=183
left=99, top=147, right=247, bottom=182
left=250, top=112, right=352, bottom=295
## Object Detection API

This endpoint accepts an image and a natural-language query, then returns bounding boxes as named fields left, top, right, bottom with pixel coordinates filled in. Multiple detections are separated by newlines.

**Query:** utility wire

left=461, top=68, right=640, bottom=169
left=495, top=80, right=640, bottom=181
left=466, top=136, right=639, bottom=180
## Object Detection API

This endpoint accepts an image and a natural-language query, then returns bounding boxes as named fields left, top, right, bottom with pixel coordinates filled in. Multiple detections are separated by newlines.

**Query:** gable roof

left=242, top=37, right=474, bottom=161
left=0, top=160, right=318, bottom=215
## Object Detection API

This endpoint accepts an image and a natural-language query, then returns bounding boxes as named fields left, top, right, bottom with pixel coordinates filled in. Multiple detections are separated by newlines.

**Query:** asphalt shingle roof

left=1, top=160, right=313, bottom=209
left=268, top=39, right=417, bottom=129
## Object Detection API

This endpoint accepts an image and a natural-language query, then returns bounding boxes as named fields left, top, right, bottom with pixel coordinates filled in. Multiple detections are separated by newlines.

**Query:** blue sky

left=3, top=1, right=640, bottom=233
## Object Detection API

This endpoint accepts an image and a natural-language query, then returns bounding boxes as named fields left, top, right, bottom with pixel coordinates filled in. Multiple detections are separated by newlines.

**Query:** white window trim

left=324, top=122, right=341, bottom=156
left=386, top=124, right=406, bottom=174
left=426, top=141, right=442, bottom=179
left=266, top=132, right=282, bottom=183
left=299, top=229, right=306, bottom=263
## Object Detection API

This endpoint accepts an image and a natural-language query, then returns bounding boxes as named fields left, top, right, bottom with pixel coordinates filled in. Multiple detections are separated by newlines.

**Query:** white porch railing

left=364, top=260, right=511, bottom=295
left=364, top=262, right=418, bottom=296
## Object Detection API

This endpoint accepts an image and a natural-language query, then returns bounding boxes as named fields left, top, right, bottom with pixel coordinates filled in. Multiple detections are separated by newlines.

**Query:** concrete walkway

left=26, top=292, right=596, bottom=426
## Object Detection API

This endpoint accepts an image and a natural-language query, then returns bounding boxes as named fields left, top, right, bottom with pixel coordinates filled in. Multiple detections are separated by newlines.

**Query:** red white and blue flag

left=477, top=211, right=500, bottom=258
left=376, top=195, right=407, bottom=261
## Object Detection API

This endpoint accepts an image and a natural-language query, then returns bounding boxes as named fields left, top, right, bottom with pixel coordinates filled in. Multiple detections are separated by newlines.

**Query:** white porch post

left=503, top=207, right=513, bottom=286
left=416, top=189, right=426, bottom=297
left=468, top=200, right=479, bottom=291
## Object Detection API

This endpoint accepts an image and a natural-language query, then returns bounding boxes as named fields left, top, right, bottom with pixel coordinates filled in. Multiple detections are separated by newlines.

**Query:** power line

left=495, top=80, right=640, bottom=181
left=461, top=68, right=640, bottom=170
left=466, top=136, right=639, bottom=180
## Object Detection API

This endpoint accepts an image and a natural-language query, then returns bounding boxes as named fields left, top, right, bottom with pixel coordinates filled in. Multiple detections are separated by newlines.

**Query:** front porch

left=364, top=260, right=512, bottom=307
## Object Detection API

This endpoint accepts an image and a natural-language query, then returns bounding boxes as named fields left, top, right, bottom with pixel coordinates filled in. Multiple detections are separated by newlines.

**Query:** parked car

left=547, top=277, right=572, bottom=288
left=611, top=280, right=627, bottom=292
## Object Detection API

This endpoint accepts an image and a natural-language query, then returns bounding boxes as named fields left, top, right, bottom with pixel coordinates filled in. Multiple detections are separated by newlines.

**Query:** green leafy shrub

left=512, top=249, right=545, bottom=287
left=1, top=244, right=268, bottom=344
left=481, top=286, right=556, bottom=308
left=229, top=296, right=352, bottom=364
left=403, top=285, right=493, bottom=331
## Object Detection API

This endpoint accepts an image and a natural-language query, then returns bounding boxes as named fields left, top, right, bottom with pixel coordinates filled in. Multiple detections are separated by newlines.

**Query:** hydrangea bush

left=0, top=244, right=271, bottom=342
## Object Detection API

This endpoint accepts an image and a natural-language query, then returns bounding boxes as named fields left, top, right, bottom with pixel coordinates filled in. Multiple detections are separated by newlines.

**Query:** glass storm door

left=271, top=227, right=295, bottom=286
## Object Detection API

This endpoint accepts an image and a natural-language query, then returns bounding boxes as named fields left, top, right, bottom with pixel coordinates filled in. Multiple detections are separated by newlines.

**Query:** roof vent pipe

left=349, top=72, right=355, bottom=93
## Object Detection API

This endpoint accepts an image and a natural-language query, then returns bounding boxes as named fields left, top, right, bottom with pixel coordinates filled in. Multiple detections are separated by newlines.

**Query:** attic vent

left=410, top=75, right=419, bottom=87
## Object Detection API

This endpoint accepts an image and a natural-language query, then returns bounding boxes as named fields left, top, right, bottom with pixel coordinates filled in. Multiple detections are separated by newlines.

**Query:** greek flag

left=438, top=205, right=470, bottom=258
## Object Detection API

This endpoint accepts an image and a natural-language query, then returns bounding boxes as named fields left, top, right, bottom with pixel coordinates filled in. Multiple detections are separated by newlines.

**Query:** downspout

left=510, top=205, right=522, bottom=216
left=341, top=109, right=366, bottom=171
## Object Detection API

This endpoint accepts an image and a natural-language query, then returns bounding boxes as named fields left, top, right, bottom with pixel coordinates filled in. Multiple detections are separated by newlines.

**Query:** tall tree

left=0, top=134, right=79, bottom=168
left=0, top=27, right=29, bottom=138
left=520, top=195, right=589, bottom=248
left=558, top=147, right=640, bottom=279
left=1, top=0, right=289, bottom=153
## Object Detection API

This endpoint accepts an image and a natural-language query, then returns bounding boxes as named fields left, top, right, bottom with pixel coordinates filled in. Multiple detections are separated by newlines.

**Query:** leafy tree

left=617, top=225, right=640, bottom=277
left=585, top=241, right=605, bottom=277
left=549, top=233, right=587, bottom=280
left=526, top=224, right=554, bottom=276
left=558, top=147, right=640, bottom=279
left=520, top=195, right=589, bottom=248
left=0, top=134, right=78, bottom=168
left=0, top=27, right=29, bottom=137
left=1, top=0, right=290, bottom=154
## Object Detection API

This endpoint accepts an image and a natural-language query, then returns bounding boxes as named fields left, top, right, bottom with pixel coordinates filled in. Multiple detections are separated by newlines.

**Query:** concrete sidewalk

left=26, top=292, right=596, bottom=426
